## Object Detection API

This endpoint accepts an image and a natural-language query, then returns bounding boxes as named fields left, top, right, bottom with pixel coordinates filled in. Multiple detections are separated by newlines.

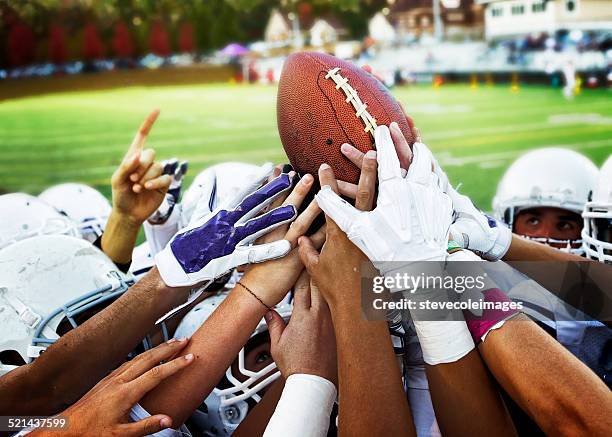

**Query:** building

left=264, top=9, right=292, bottom=43
left=390, top=0, right=485, bottom=40
left=477, top=0, right=612, bottom=40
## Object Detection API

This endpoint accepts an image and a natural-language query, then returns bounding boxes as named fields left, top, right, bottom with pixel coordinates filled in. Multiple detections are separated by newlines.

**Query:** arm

left=333, top=126, right=516, bottom=436
left=262, top=272, right=337, bottom=437
left=29, top=340, right=193, bottom=437
left=480, top=314, right=612, bottom=436
left=0, top=268, right=189, bottom=415
left=299, top=162, right=415, bottom=437
left=233, top=379, right=285, bottom=437
left=141, top=173, right=324, bottom=425
left=102, top=109, right=173, bottom=265
left=503, top=234, right=588, bottom=261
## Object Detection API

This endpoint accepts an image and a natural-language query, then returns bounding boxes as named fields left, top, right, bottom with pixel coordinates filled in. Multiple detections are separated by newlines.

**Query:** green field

left=1, top=83, right=611, bottom=210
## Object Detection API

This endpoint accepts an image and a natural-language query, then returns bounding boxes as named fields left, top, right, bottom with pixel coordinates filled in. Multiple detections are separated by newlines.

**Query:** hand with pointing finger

left=30, top=338, right=194, bottom=437
left=110, top=109, right=173, bottom=226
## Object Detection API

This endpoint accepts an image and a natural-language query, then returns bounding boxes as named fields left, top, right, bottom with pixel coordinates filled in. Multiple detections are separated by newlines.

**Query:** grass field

left=1, top=83, right=611, bottom=211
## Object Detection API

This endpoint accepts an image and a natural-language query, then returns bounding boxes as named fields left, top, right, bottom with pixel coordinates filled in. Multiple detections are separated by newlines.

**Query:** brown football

left=277, top=52, right=414, bottom=184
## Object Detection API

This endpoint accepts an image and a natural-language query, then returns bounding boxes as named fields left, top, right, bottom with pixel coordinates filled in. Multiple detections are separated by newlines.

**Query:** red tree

left=7, top=21, right=35, bottom=67
left=112, top=21, right=134, bottom=58
left=149, top=20, right=170, bottom=56
left=49, top=24, right=67, bottom=64
left=83, top=22, right=104, bottom=60
left=178, top=22, right=195, bottom=53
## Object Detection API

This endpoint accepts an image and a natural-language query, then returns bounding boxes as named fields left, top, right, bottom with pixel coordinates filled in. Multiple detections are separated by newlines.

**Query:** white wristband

left=412, top=320, right=474, bottom=365
left=263, top=374, right=337, bottom=437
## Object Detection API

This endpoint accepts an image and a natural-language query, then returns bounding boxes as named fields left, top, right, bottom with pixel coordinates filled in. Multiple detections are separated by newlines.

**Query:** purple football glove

left=156, top=169, right=296, bottom=287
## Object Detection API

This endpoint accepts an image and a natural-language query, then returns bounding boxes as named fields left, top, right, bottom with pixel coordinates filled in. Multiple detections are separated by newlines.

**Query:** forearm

left=0, top=268, right=189, bottom=415
left=141, top=286, right=268, bottom=425
left=263, top=374, right=336, bottom=437
left=479, top=313, right=612, bottom=435
left=101, top=210, right=141, bottom=264
left=330, top=297, right=415, bottom=437
left=425, top=350, right=516, bottom=437
left=234, top=378, right=285, bottom=437
left=503, top=234, right=585, bottom=262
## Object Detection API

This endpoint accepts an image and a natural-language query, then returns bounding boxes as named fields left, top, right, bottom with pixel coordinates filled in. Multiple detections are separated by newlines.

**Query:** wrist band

left=237, top=281, right=272, bottom=311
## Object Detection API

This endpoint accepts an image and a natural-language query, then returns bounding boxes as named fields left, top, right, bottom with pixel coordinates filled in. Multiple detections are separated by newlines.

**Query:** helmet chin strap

left=0, top=288, right=42, bottom=329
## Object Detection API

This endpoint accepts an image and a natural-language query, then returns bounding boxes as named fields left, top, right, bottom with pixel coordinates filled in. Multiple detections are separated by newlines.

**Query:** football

left=277, top=52, right=415, bottom=184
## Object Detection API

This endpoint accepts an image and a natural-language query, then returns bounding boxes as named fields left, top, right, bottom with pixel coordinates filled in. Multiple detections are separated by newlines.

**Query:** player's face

left=230, top=335, right=275, bottom=395
left=514, top=207, right=583, bottom=249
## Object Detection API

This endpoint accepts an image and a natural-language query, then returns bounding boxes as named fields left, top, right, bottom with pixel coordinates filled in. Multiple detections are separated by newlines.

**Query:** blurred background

left=0, top=0, right=610, bottom=210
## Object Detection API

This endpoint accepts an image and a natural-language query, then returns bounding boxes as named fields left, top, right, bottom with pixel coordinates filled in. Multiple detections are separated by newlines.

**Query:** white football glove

left=429, top=159, right=511, bottom=261
left=317, top=126, right=474, bottom=365
left=316, top=126, right=453, bottom=273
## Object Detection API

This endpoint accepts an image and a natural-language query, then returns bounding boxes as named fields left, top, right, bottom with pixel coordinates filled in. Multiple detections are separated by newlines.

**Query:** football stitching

left=324, top=67, right=378, bottom=137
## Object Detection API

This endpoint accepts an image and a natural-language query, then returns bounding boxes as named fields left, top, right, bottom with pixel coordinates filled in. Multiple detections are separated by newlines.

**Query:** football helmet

left=0, top=235, right=132, bottom=375
left=0, top=193, right=81, bottom=249
left=174, top=292, right=292, bottom=436
left=181, top=162, right=263, bottom=227
left=39, top=183, right=111, bottom=242
left=493, top=148, right=598, bottom=253
left=582, top=155, right=612, bottom=263
left=130, top=241, right=155, bottom=282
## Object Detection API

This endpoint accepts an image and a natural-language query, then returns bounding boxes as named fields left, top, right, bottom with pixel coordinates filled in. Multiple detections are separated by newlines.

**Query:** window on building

left=532, top=1, right=546, bottom=13
left=511, top=4, right=525, bottom=15
left=491, top=6, right=503, bottom=17
left=565, top=0, right=578, bottom=13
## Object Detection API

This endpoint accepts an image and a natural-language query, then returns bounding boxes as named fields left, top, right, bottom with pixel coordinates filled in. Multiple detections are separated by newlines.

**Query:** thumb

left=123, top=414, right=173, bottom=436
left=264, top=310, right=286, bottom=347
left=298, top=236, right=320, bottom=275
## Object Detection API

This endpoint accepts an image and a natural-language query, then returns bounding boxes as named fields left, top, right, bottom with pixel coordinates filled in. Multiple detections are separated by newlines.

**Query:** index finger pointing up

left=127, top=109, right=160, bottom=157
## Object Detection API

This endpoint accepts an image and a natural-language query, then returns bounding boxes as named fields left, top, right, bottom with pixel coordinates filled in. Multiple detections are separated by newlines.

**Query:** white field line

left=6, top=138, right=609, bottom=182
left=436, top=138, right=612, bottom=168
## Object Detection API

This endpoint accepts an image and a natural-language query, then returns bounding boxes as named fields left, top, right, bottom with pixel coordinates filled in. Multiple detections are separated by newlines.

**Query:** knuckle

left=356, top=189, right=370, bottom=202
left=148, top=365, right=163, bottom=379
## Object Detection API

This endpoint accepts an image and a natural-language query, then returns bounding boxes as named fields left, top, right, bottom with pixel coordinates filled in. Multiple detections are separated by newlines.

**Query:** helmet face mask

left=38, top=183, right=111, bottom=243
left=174, top=292, right=292, bottom=436
left=0, top=235, right=131, bottom=375
left=0, top=193, right=81, bottom=249
left=582, top=156, right=612, bottom=264
left=493, top=148, right=599, bottom=255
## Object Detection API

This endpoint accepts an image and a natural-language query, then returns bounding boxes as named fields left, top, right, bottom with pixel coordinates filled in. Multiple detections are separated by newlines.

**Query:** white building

left=310, top=19, right=338, bottom=47
left=368, top=12, right=397, bottom=44
left=478, top=0, right=612, bottom=39
left=264, top=9, right=291, bottom=43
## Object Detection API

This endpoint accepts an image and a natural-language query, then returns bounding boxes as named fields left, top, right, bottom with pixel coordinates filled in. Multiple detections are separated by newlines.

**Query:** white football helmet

left=0, top=235, right=132, bottom=375
left=181, top=162, right=262, bottom=227
left=493, top=148, right=598, bottom=253
left=174, top=292, right=292, bottom=436
left=0, top=193, right=81, bottom=250
left=130, top=241, right=155, bottom=282
left=582, top=155, right=612, bottom=263
left=39, top=183, right=111, bottom=242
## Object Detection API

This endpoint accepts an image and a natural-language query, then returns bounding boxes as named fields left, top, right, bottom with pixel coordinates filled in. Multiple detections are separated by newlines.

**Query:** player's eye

left=526, top=217, right=540, bottom=226
left=557, top=221, right=575, bottom=231
left=255, top=352, right=271, bottom=364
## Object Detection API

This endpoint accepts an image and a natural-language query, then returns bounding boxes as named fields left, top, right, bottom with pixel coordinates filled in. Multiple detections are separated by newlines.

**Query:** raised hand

left=316, top=125, right=453, bottom=269
left=155, top=165, right=299, bottom=287
left=265, top=270, right=337, bottom=385
left=110, top=109, right=173, bottom=226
